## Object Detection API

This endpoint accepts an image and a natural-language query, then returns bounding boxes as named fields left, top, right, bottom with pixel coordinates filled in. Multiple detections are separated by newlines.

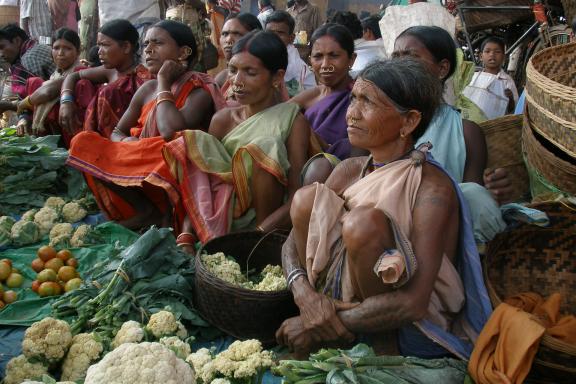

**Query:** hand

left=292, top=281, right=355, bottom=343
left=157, top=60, right=186, bottom=88
left=58, top=102, right=78, bottom=134
left=484, top=167, right=514, bottom=204
left=276, top=316, right=321, bottom=359
left=504, top=88, right=514, bottom=99
left=16, top=117, right=31, bottom=136
left=0, top=100, right=16, bottom=114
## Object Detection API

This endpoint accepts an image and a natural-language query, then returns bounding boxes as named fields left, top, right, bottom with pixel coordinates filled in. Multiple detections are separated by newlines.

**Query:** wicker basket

left=0, top=6, right=19, bottom=26
left=522, top=113, right=576, bottom=198
left=194, top=231, right=298, bottom=345
left=483, top=201, right=576, bottom=383
left=480, top=114, right=530, bottom=202
left=525, top=42, right=576, bottom=159
left=457, top=0, right=534, bottom=33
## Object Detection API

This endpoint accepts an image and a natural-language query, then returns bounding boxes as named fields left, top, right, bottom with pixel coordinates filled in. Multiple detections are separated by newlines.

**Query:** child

left=464, top=36, right=519, bottom=119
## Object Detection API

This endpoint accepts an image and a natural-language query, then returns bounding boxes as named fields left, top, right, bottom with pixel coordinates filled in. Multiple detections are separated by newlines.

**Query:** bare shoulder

left=289, top=86, right=322, bottom=109
left=325, top=157, right=367, bottom=194
left=214, top=69, right=228, bottom=88
left=207, top=107, right=237, bottom=139
left=416, top=162, right=457, bottom=208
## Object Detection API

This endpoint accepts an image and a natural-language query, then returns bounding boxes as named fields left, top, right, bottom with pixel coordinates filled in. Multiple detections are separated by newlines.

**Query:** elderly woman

left=277, top=58, right=491, bottom=360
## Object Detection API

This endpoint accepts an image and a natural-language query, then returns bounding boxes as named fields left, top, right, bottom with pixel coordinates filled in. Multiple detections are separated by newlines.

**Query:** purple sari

left=304, top=88, right=352, bottom=160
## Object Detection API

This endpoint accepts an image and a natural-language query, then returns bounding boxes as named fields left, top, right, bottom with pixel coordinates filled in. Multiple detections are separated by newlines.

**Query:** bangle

left=255, top=225, right=265, bottom=232
left=157, top=90, right=173, bottom=97
left=60, top=88, right=73, bottom=95
left=60, top=94, right=74, bottom=104
left=176, top=232, right=197, bottom=245
left=286, top=268, right=307, bottom=290
left=156, top=95, right=175, bottom=106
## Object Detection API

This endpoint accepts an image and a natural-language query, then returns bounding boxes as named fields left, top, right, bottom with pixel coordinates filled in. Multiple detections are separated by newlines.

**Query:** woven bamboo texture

left=457, top=0, right=533, bottom=32
left=0, top=6, right=18, bottom=26
left=483, top=201, right=576, bottom=382
left=194, top=231, right=298, bottom=345
left=480, top=114, right=530, bottom=201
left=525, top=42, right=576, bottom=158
left=522, top=114, right=576, bottom=197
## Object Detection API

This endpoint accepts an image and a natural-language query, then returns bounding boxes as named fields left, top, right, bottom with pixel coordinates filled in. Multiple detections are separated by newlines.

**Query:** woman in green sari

left=163, top=31, right=311, bottom=249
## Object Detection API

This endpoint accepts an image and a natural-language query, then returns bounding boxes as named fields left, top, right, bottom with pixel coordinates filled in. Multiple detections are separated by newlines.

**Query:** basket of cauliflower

left=195, top=231, right=298, bottom=345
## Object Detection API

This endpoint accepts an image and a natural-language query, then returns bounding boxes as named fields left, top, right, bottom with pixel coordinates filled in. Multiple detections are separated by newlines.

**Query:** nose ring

left=349, top=117, right=359, bottom=125
left=232, top=81, right=245, bottom=91
left=320, top=65, right=335, bottom=74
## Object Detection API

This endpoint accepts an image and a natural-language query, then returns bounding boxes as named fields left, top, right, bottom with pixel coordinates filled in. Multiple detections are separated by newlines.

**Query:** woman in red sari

left=59, top=19, right=151, bottom=139
left=67, top=20, right=225, bottom=230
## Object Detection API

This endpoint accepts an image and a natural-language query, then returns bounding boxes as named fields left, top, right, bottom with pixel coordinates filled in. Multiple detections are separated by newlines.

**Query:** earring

left=400, top=131, right=406, bottom=139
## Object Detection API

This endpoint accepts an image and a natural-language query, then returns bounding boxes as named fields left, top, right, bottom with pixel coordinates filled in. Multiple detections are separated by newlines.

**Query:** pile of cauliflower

left=187, top=340, right=274, bottom=384
left=201, top=252, right=287, bottom=291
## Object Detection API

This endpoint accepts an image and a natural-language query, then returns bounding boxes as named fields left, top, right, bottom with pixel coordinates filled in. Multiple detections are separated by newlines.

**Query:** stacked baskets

left=523, top=41, right=576, bottom=199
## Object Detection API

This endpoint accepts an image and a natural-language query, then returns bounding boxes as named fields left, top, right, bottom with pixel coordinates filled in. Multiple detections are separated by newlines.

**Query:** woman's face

left=97, top=32, right=131, bottom=69
left=393, top=35, right=445, bottom=79
left=220, top=19, right=250, bottom=62
left=310, top=35, right=354, bottom=88
left=228, top=51, right=279, bottom=106
left=52, top=38, right=79, bottom=71
left=346, top=78, right=408, bottom=150
left=143, top=27, right=185, bottom=74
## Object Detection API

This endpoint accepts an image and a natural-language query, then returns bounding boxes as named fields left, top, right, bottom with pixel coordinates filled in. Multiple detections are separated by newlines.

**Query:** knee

left=302, top=157, right=335, bottom=186
left=290, top=184, right=317, bottom=225
left=342, top=206, right=394, bottom=254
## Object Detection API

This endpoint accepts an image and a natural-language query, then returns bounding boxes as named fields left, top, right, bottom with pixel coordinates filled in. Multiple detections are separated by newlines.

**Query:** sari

left=67, top=72, right=225, bottom=223
left=83, top=64, right=151, bottom=138
left=163, top=102, right=300, bottom=243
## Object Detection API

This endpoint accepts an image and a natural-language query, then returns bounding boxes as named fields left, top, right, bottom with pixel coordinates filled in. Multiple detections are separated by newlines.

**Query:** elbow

left=160, top=131, right=175, bottom=142
left=405, top=296, right=429, bottom=322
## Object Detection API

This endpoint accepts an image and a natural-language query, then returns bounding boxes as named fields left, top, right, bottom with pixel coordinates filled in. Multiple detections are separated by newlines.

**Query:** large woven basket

left=457, top=0, right=534, bottom=33
left=194, top=231, right=298, bottom=345
left=525, top=42, right=576, bottom=159
left=522, top=112, right=576, bottom=198
left=480, top=114, right=530, bottom=202
left=0, top=6, right=18, bottom=26
left=483, top=201, right=576, bottom=382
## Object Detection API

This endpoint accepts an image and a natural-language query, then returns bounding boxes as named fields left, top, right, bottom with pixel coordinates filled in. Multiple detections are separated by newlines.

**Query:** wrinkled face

left=228, top=51, right=278, bottom=105
left=0, top=37, right=21, bottom=65
left=220, top=19, right=250, bottom=62
left=481, top=42, right=505, bottom=72
left=346, top=78, right=407, bottom=150
left=393, top=34, right=442, bottom=79
left=52, top=38, right=79, bottom=71
left=97, top=33, right=131, bottom=69
left=310, top=35, right=354, bottom=88
left=143, top=27, right=186, bottom=74
left=265, top=21, right=293, bottom=47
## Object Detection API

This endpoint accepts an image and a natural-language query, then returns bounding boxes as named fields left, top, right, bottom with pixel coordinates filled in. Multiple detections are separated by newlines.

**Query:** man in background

left=19, top=0, right=52, bottom=44
left=350, top=15, right=386, bottom=77
left=257, top=0, right=274, bottom=27
left=287, top=0, right=321, bottom=43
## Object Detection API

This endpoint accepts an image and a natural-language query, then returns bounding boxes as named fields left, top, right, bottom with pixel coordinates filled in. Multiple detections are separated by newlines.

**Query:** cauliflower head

left=49, top=222, right=73, bottom=248
left=21, top=208, right=38, bottom=222
left=0, top=227, right=10, bottom=247
left=70, top=224, right=91, bottom=248
left=84, top=342, right=195, bottom=384
left=0, top=215, right=16, bottom=232
left=201, top=252, right=246, bottom=285
left=61, top=333, right=104, bottom=382
left=34, top=207, right=60, bottom=235
left=44, top=197, right=67, bottom=212
left=159, top=336, right=191, bottom=360
left=11, top=220, right=41, bottom=246
left=61, top=202, right=87, bottom=223
left=112, top=320, right=144, bottom=349
left=210, top=379, right=231, bottom=384
left=186, top=348, right=213, bottom=380
left=22, top=317, right=73, bottom=364
left=146, top=310, right=178, bottom=338
left=3, top=355, right=48, bottom=384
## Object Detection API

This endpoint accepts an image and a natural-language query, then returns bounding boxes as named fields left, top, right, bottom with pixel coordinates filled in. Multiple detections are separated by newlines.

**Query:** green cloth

left=0, top=222, right=138, bottom=326
left=453, top=49, right=488, bottom=124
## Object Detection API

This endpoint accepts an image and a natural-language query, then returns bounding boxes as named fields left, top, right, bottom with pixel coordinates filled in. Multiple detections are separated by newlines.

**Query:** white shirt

left=285, top=44, right=316, bottom=92
left=257, top=6, right=274, bottom=28
left=351, top=38, right=387, bottom=78
left=463, top=69, right=519, bottom=119
left=98, top=0, right=161, bottom=25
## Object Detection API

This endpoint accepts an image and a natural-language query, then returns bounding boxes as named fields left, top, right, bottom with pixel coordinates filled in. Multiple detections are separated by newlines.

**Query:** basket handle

left=245, top=229, right=281, bottom=280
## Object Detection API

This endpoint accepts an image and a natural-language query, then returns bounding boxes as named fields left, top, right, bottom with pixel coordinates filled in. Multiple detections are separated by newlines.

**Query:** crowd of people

left=0, top=0, right=575, bottom=364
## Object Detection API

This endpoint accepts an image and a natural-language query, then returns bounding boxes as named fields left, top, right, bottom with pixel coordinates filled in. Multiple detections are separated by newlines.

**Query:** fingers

left=333, top=300, right=360, bottom=311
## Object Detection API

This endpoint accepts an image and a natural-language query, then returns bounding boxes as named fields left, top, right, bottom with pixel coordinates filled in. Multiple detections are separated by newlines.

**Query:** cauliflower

left=34, top=207, right=60, bottom=235
left=49, top=222, right=73, bottom=248
left=201, top=252, right=247, bottom=285
left=0, top=227, right=10, bottom=247
left=84, top=342, right=195, bottom=384
left=146, top=310, right=178, bottom=338
left=61, top=202, right=87, bottom=223
left=61, top=333, right=104, bottom=382
left=0, top=215, right=16, bottom=232
left=22, top=317, right=73, bottom=364
left=186, top=348, right=213, bottom=380
left=112, top=320, right=144, bottom=349
left=70, top=224, right=91, bottom=247
left=21, top=208, right=38, bottom=222
left=160, top=336, right=191, bottom=359
left=252, top=265, right=287, bottom=291
left=210, top=380, right=231, bottom=384
left=11, top=220, right=41, bottom=246
left=44, top=197, right=67, bottom=212
left=3, top=355, right=49, bottom=384
left=176, top=320, right=188, bottom=340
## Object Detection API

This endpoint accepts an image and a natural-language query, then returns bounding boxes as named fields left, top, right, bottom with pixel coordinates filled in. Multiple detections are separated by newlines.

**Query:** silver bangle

left=287, top=268, right=307, bottom=290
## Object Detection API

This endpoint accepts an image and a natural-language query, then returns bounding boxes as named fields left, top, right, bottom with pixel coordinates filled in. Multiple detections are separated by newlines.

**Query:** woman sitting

left=15, top=27, right=86, bottom=146
left=163, top=30, right=310, bottom=248
left=277, top=58, right=491, bottom=360
left=67, top=20, right=224, bottom=230
left=59, top=19, right=151, bottom=139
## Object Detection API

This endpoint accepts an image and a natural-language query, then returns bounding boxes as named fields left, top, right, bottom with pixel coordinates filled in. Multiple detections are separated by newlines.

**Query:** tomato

left=66, top=258, right=78, bottom=268
left=0, top=259, right=12, bottom=267
left=37, top=246, right=57, bottom=262
left=44, top=258, right=64, bottom=273
left=2, top=290, right=17, bottom=304
left=37, top=269, right=57, bottom=283
left=5, top=273, right=23, bottom=288
left=56, top=249, right=73, bottom=261
left=31, top=280, right=41, bottom=292
left=0, top=262, right=11, bottom=281
left=65, top=278, right=82, bottom=292
left=31, top=258, right=45, bottom=273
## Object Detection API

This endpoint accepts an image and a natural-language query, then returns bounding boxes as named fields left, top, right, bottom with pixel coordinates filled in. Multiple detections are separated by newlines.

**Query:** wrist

left=292, top=275, right=313, bottom=303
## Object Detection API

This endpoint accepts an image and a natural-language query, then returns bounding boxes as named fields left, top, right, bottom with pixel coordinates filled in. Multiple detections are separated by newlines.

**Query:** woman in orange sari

left=67, top=20, right=225, bottom=230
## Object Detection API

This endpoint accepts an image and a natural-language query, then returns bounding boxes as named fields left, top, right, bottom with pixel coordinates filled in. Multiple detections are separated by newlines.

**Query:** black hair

left=397, top=26, right=457, bottom=82
left=0, top=23, right=28, bottom=42
left=99, top=19, right=140, bottom=53
left=53, top=27, right=80, bottom=50
left=265, top=10, right=296, bottom=35
left=361, top=15, right=381, bottom=39
left=572, top=16, right=576, bottom=34
left=358, top=57, right=442, bottom=142
left=87, top=45, right=101, bottom=67
left=310, top=23, right=355, bottom=58
left=327, top=11, right=363, bottom=40
left=225, top=12, right=263, bottom=32
left=231, top=30, right=288, bottom=74
left=152, top=20, right=198, bottom=66
left=258, top=0, right=273, bottom=7
left=287, top=0, right=295, bottom=8
left=480, top=36, right=505, bottom=52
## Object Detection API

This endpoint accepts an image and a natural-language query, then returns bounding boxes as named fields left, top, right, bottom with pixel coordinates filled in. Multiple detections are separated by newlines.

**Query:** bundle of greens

left=273, top=344, right=469, bottom=384
left=0, top=129, right=85, bottom=215
left=51, top=227, right=215, bottom=340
